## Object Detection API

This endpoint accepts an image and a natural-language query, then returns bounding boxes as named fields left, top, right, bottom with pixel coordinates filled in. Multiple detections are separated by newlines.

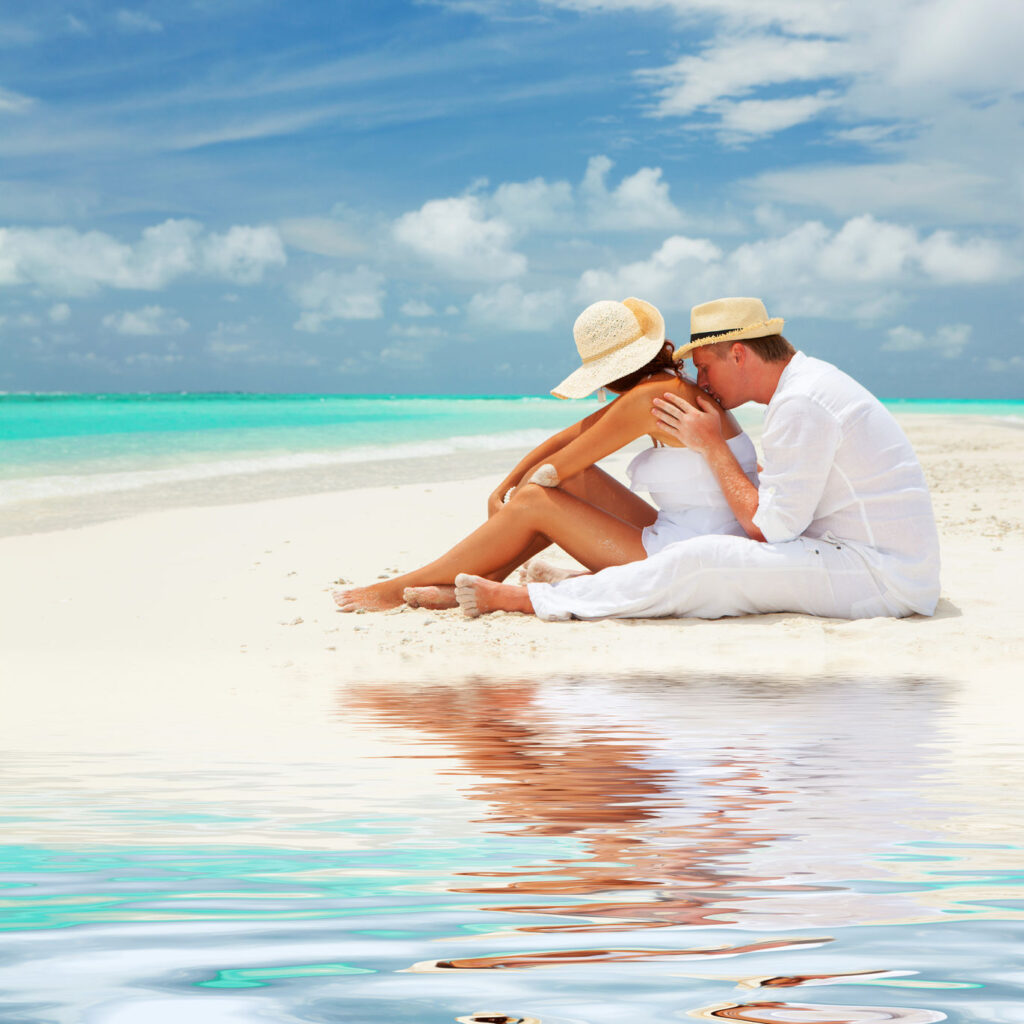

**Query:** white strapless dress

left=626, top=433, right=759, bottom=555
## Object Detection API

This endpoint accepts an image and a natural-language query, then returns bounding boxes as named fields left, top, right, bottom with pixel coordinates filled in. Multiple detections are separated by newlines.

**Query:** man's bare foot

left=333, top=583, right=403, bottom=612
left=403, top=585, right=458, bottom=610
left=454, top=573, right=534, bottom=618
left=517, top=556, right=589, bottom=585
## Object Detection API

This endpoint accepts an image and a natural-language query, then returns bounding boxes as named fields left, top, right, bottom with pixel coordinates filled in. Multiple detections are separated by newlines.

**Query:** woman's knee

left=508, top=482, right=550, bottom=508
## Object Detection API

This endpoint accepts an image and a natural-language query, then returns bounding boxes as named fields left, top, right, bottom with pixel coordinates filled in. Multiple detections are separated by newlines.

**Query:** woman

left=334, top=297, right=757, bottom=612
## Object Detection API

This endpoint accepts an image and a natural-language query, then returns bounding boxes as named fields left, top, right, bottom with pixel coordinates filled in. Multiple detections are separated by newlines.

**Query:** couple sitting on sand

left=335, top=295, right=940, bottom=622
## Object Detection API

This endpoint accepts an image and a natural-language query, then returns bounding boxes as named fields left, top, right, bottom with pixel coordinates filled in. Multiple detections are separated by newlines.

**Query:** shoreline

left=2, top=413, right=1022, bottom=712
left=1, top=409, right=1018, bottom=538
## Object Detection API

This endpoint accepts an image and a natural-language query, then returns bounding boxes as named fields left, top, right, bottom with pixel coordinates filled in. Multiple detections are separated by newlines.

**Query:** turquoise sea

left=0, top=394, right=608, bottom=533
left=1, top=393, right=1021, bottom=535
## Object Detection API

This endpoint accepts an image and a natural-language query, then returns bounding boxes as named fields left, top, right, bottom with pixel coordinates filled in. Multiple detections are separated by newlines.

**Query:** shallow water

left=1, top=675, right=1022, bottom=1023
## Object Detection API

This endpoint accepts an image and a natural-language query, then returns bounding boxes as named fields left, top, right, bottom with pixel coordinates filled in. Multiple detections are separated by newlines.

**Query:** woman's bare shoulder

left=615, top=373, right=696, bottom=403
left=627, top=374, right=742, bottom=440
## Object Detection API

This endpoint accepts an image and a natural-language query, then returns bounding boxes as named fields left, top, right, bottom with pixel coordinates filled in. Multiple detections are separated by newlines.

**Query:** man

left=455, top=297, right=940, bottom=621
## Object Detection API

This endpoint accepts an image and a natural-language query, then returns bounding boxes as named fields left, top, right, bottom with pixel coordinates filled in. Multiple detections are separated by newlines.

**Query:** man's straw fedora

left=552, top=297, right=665, bottom=399
left=673, top=297, right=784, bottom=362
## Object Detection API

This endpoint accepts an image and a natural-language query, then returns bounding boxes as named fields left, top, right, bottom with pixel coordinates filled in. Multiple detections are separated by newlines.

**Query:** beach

left=2, top=406, right=1023, bottom=1021
left=3, top=411, right=1021, bottom=711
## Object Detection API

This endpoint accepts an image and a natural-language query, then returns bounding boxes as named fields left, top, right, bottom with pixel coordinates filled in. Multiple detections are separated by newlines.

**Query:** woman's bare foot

left=333, top=583, right=403, bottom=612
left=517, top=556, right=588, bottom=585
left=403, top=585, right=458, bottom=610
left=454, top=574, right=534, bottom=618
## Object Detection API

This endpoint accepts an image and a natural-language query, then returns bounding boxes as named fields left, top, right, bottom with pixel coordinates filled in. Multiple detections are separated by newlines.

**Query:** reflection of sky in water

left=0, top=676, right=1020, bottom=1023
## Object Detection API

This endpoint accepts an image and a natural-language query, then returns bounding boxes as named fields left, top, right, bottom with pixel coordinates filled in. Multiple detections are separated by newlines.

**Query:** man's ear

left=729, top=341, right=746, bottom=366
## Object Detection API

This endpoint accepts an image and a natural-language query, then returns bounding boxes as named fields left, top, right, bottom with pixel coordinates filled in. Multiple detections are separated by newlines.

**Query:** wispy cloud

left=114, top=9, right=164, bottom=34
left=883, top=323, right=971, bottom=359
left=103, top=305, right=189, bottom=336
left=0, top=86, right=35, bottom=114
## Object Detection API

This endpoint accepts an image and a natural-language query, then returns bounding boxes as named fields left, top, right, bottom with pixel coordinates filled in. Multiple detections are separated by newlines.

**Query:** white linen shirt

left=752, top=352, right=940, bottom=615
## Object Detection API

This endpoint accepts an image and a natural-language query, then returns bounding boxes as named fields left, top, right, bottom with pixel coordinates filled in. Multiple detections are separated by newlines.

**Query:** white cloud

left=388, top=323, right=445, bottom=339
left=278, top=217, right=365, bottom=258
left=580, top=156, right=684, bottom=229
left=883, top=324, right=971, bottom=359
left=578, top=234, right=722, bottom=310
left=202, top=226, right=286, bottom=284
left=378, top=336, right=440, bottom=364
left=729, top=216, right=1020, bottom=287
left=400, top=300, right=437, bottom=317
left=745, top=162, right=1001, bottom=223
left=123, top=345, right=183, bottom=366
left=102, top=305, right=189, bottom=336
left=208, top=338, right=252, bottom=357
left=577, top=216, right=1019, bottom=318
left=0, top=220, right=197, bottom=295
left=985, top=355, right=1024, bottom=374
left=916, top=231, right=1008, bottom=284
left=0, top=88, right=35, bottom=115
left=293, top=266, right=385, bottom=332
left=392, top=196, right=527, bottom=280
left=640, top=35, right=850, bottom=125
left=543, top=0, right=854, bottom=36
left=48, top=303, right=71, bottom=323
left=114, top=9, right=163, bottom=33
left=717, top=92, right=837, bottom=139
left=467, top=283, right=567, bottom=332
left=492, top=177, right=574, bottom=231
left=0, top=220, right=285, bottom=295
left=544, top=0, right=1024, bottom=191
left=393, top=158, right=686, bottom=275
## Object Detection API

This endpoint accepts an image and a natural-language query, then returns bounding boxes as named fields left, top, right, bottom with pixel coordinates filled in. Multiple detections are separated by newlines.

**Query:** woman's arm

left=523, top=376, right=737, bottom=488
left=487, top=402, right=614, bottom=515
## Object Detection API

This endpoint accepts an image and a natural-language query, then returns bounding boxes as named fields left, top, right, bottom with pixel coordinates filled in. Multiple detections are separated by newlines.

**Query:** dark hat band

left=689, top=328, right=737, bottom=343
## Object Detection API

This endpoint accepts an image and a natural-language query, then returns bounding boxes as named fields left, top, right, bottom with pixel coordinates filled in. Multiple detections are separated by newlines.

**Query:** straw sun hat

left=551, top=297, right=666, bottom=400
left=672, top=297, right=784, bottom=362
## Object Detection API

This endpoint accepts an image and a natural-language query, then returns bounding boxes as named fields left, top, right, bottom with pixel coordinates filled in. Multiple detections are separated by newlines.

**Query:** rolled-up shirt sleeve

left=752, top=395, right=841, bottom=543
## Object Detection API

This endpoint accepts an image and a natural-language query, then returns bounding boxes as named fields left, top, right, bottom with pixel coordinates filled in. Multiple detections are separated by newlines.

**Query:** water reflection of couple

left=335, top=295, right=940, bottom=622
left=347, top=677, right=950, bottom=938
left=350, top=679, right=786, bottom=935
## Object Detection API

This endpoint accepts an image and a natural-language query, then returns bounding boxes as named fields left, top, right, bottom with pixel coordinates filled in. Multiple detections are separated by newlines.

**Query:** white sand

left=2, top=413, right=1021, bottom=756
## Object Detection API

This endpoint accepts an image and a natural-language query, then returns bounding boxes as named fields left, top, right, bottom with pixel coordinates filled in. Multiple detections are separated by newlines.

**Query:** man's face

left=691, top=346, right=741, bottom=409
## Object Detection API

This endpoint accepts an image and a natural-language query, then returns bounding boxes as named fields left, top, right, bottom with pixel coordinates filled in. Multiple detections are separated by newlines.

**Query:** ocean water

left=0, top=394, right=608, bottom=534
left=1, top=674, right=1022, bottom=1023
left=1, top=393, right=1021, bottom=535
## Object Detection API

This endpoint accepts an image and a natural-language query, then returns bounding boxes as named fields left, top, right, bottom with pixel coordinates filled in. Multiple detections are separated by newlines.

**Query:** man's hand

left=652, top=392, right=725, bottom=454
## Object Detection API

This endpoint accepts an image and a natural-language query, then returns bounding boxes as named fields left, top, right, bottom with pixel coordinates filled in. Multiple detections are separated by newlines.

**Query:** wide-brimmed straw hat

left=672, top=297, right=784, bottom=362
left=551, top=297, right=666, bottom=399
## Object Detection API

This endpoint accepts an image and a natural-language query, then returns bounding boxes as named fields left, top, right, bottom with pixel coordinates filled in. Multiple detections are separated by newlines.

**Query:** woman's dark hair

left=605, top=341, right=683, bottom=393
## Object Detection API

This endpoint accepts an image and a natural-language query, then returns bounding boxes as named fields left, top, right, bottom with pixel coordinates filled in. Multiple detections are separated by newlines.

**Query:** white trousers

left=527, top=534, right=909, bottom=622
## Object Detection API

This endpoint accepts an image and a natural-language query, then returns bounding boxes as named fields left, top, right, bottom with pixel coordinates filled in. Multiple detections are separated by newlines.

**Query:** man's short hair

left=707, top=334, right=795, bottom=363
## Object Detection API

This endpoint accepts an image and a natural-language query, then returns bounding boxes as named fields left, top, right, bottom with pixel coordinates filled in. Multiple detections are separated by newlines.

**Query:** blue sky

left=2, top=0, right=1022, bottom=397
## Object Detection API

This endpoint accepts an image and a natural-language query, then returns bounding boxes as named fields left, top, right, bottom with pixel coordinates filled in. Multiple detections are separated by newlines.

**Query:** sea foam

left=0, top=428, right=556, bottom=505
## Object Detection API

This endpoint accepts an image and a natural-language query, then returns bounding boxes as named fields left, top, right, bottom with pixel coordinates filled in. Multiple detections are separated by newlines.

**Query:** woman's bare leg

left=559, top=464, right=657, bottom=528
left=517, top=465, right=656, bottom=584
left=405, top=465, right=653, bottom=604
left=403, top=535, right=552, bottom=609
left=335, top=483, right=650, bottom=612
